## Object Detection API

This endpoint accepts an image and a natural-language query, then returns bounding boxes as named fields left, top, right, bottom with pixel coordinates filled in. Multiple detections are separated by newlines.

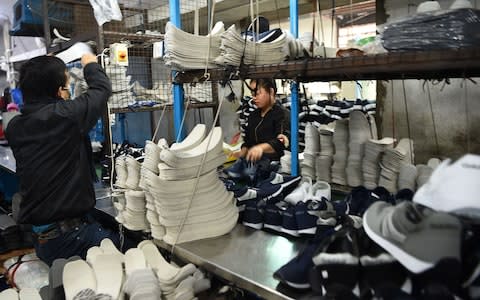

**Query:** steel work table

left=155, top=224, right=308, bottom=300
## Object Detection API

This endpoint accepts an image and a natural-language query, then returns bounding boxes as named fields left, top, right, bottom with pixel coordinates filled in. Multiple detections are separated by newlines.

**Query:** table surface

left=155, top=224, right=308, bottom=300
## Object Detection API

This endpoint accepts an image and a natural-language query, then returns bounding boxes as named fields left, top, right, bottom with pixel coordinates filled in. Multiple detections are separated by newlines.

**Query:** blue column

left=290, top=0, right=299, bottom=176
left=170, top=0, right=185, bottom=142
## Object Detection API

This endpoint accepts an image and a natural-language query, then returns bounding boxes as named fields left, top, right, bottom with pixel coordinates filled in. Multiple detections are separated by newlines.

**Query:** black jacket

left=242, top=103, right=287, bottom=161
left=6, top=63, right=111, bottom=225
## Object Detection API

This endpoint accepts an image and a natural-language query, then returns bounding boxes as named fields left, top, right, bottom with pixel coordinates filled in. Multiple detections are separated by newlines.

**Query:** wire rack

left=99, top=0, right=218, bottom=109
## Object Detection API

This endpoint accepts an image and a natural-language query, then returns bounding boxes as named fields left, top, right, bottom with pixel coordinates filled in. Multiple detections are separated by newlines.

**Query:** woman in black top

left=239, top=78, right=288, bottom=162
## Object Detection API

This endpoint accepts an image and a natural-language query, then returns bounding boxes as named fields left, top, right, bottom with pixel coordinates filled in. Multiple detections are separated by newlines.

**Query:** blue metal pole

left=170, top=0, right=185, bottom=142
left=290, top=0, right=299, bottom=176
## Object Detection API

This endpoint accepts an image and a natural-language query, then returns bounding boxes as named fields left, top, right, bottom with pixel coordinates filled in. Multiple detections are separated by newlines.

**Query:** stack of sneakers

left=149, top=126, right=238, bottom=244
left=164, top=21, right=224, bottom=70
left=362, top=138, right=395, bottom=190
left=346, top=111, right=372, bottom=187
left=104, top=65, right=135, bottom=109
left=215, top=25, right=288, bottom=66
left=331, top=119, right=349, bottom=185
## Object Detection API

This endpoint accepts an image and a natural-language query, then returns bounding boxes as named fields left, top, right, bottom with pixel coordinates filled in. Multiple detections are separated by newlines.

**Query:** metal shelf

left=173, top=47, right=480, bottom=83
left=109, top=102, right=217, bottom=114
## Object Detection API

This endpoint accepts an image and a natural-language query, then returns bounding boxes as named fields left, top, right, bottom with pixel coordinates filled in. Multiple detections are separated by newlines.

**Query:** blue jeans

left=33, top=221, right=128, bottom=266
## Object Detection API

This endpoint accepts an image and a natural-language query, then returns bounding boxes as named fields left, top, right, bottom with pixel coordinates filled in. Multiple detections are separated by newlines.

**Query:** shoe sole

left=263, top=224, right=282, bottom=232
left=242, top=222, right=263, bottom=230
left=281, top=228, right=300, bottom=237
left=363, top=209, right=433, bottom=273
left=284, top=280, right=311, bottom=290
left=297, top=227, right=316, bottom=235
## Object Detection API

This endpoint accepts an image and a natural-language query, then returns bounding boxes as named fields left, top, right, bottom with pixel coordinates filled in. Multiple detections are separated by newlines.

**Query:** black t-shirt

left=6, top=63, right=112, bottom=225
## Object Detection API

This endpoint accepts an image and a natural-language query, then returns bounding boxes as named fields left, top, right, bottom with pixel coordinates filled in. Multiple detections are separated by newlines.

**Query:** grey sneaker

left=363, top=201, right=462, bottom=274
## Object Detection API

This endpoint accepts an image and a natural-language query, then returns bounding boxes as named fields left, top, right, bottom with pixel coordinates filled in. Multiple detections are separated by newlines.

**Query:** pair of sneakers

left=284, top=177, right=331, bottom=205
left=224, top=157, right=280, bottom=185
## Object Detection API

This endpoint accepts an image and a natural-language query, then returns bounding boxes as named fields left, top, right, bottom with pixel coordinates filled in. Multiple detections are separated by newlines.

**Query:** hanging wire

left=463, top=77, right=471, bottom=153
left=274, top=0, right=281, bottom=29
left=424, top=81, right=440, bottom=156
left=401, top=79, right=414, bottom=163
left=391, top=81, right=396, bottom=142
left=170, top=81, right=227, bottom=256
left=175, top=85, right=192, bottom=142
left=203, top=0, right=216, bottom=78
left=331, top=0, right=336, bottom=47
left=151, top=103, right=168, bottom=143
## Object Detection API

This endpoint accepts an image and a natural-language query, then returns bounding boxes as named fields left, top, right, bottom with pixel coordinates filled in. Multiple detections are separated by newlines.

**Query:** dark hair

left=19, top=55, right=67, bottom=103
left=250, top=78, right=277, bottom=95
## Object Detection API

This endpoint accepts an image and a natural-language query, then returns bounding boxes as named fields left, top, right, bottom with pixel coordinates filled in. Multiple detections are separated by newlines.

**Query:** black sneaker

left=311, top=220, right=361, bottom=297
left=295, top=200, right=337, bottom=235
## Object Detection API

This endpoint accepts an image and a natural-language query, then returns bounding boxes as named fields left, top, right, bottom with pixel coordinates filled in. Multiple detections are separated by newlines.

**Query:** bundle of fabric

left=105, top=65, right=135, bottom=109
left=164, top=21, right=224, bottom=70
left=215, top=25, right=288, bottom=66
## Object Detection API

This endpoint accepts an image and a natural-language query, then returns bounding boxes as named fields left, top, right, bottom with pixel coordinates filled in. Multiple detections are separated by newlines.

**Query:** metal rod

left=169, top=0, right=185, bottom=141
left=290, top=0, right=299, bottom=176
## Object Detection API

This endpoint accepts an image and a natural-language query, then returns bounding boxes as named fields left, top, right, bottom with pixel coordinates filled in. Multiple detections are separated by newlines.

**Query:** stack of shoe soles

left=164, top=21, right=224, bottom=70
left=285, top=32, right=307, bottom=60
left=48, top=239, right=210, bottom=300
left=138, top=240, right=211, bottom=300
left=116, top=190, right=149, bottom=231
left=146, top=126, right=238, bottom=244
left=362, top=138, right=395, bottom=190
left=215, top=25, right=287, bottom=66
left=378, top=138, right=414, bottom=194
left=346, top=111, right=373, bottom=187
left=104, top=65, right=135, bottom=109
left=301, top=123, right=319, bottom=179
left=316, top=128, right=334, bottom=182
left=331, top=119, right=349, bottom=185
left=139, top=138, right=169, bottom=239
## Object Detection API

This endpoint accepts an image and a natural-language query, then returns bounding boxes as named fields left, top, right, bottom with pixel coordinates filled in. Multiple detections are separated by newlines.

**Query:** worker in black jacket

left=6, top=54, right=129, bottom=265
left=239, top=78, right=288, bottom=162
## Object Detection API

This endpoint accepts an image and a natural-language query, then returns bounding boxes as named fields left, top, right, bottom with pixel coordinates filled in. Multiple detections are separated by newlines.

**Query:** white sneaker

left=311, top=180, right=331, bottom=201
left=284, top=177, right=312, bottom=205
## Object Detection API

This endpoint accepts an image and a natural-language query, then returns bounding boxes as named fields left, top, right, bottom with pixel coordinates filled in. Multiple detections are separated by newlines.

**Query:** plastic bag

left=88, top=0, right=123, bottom=26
